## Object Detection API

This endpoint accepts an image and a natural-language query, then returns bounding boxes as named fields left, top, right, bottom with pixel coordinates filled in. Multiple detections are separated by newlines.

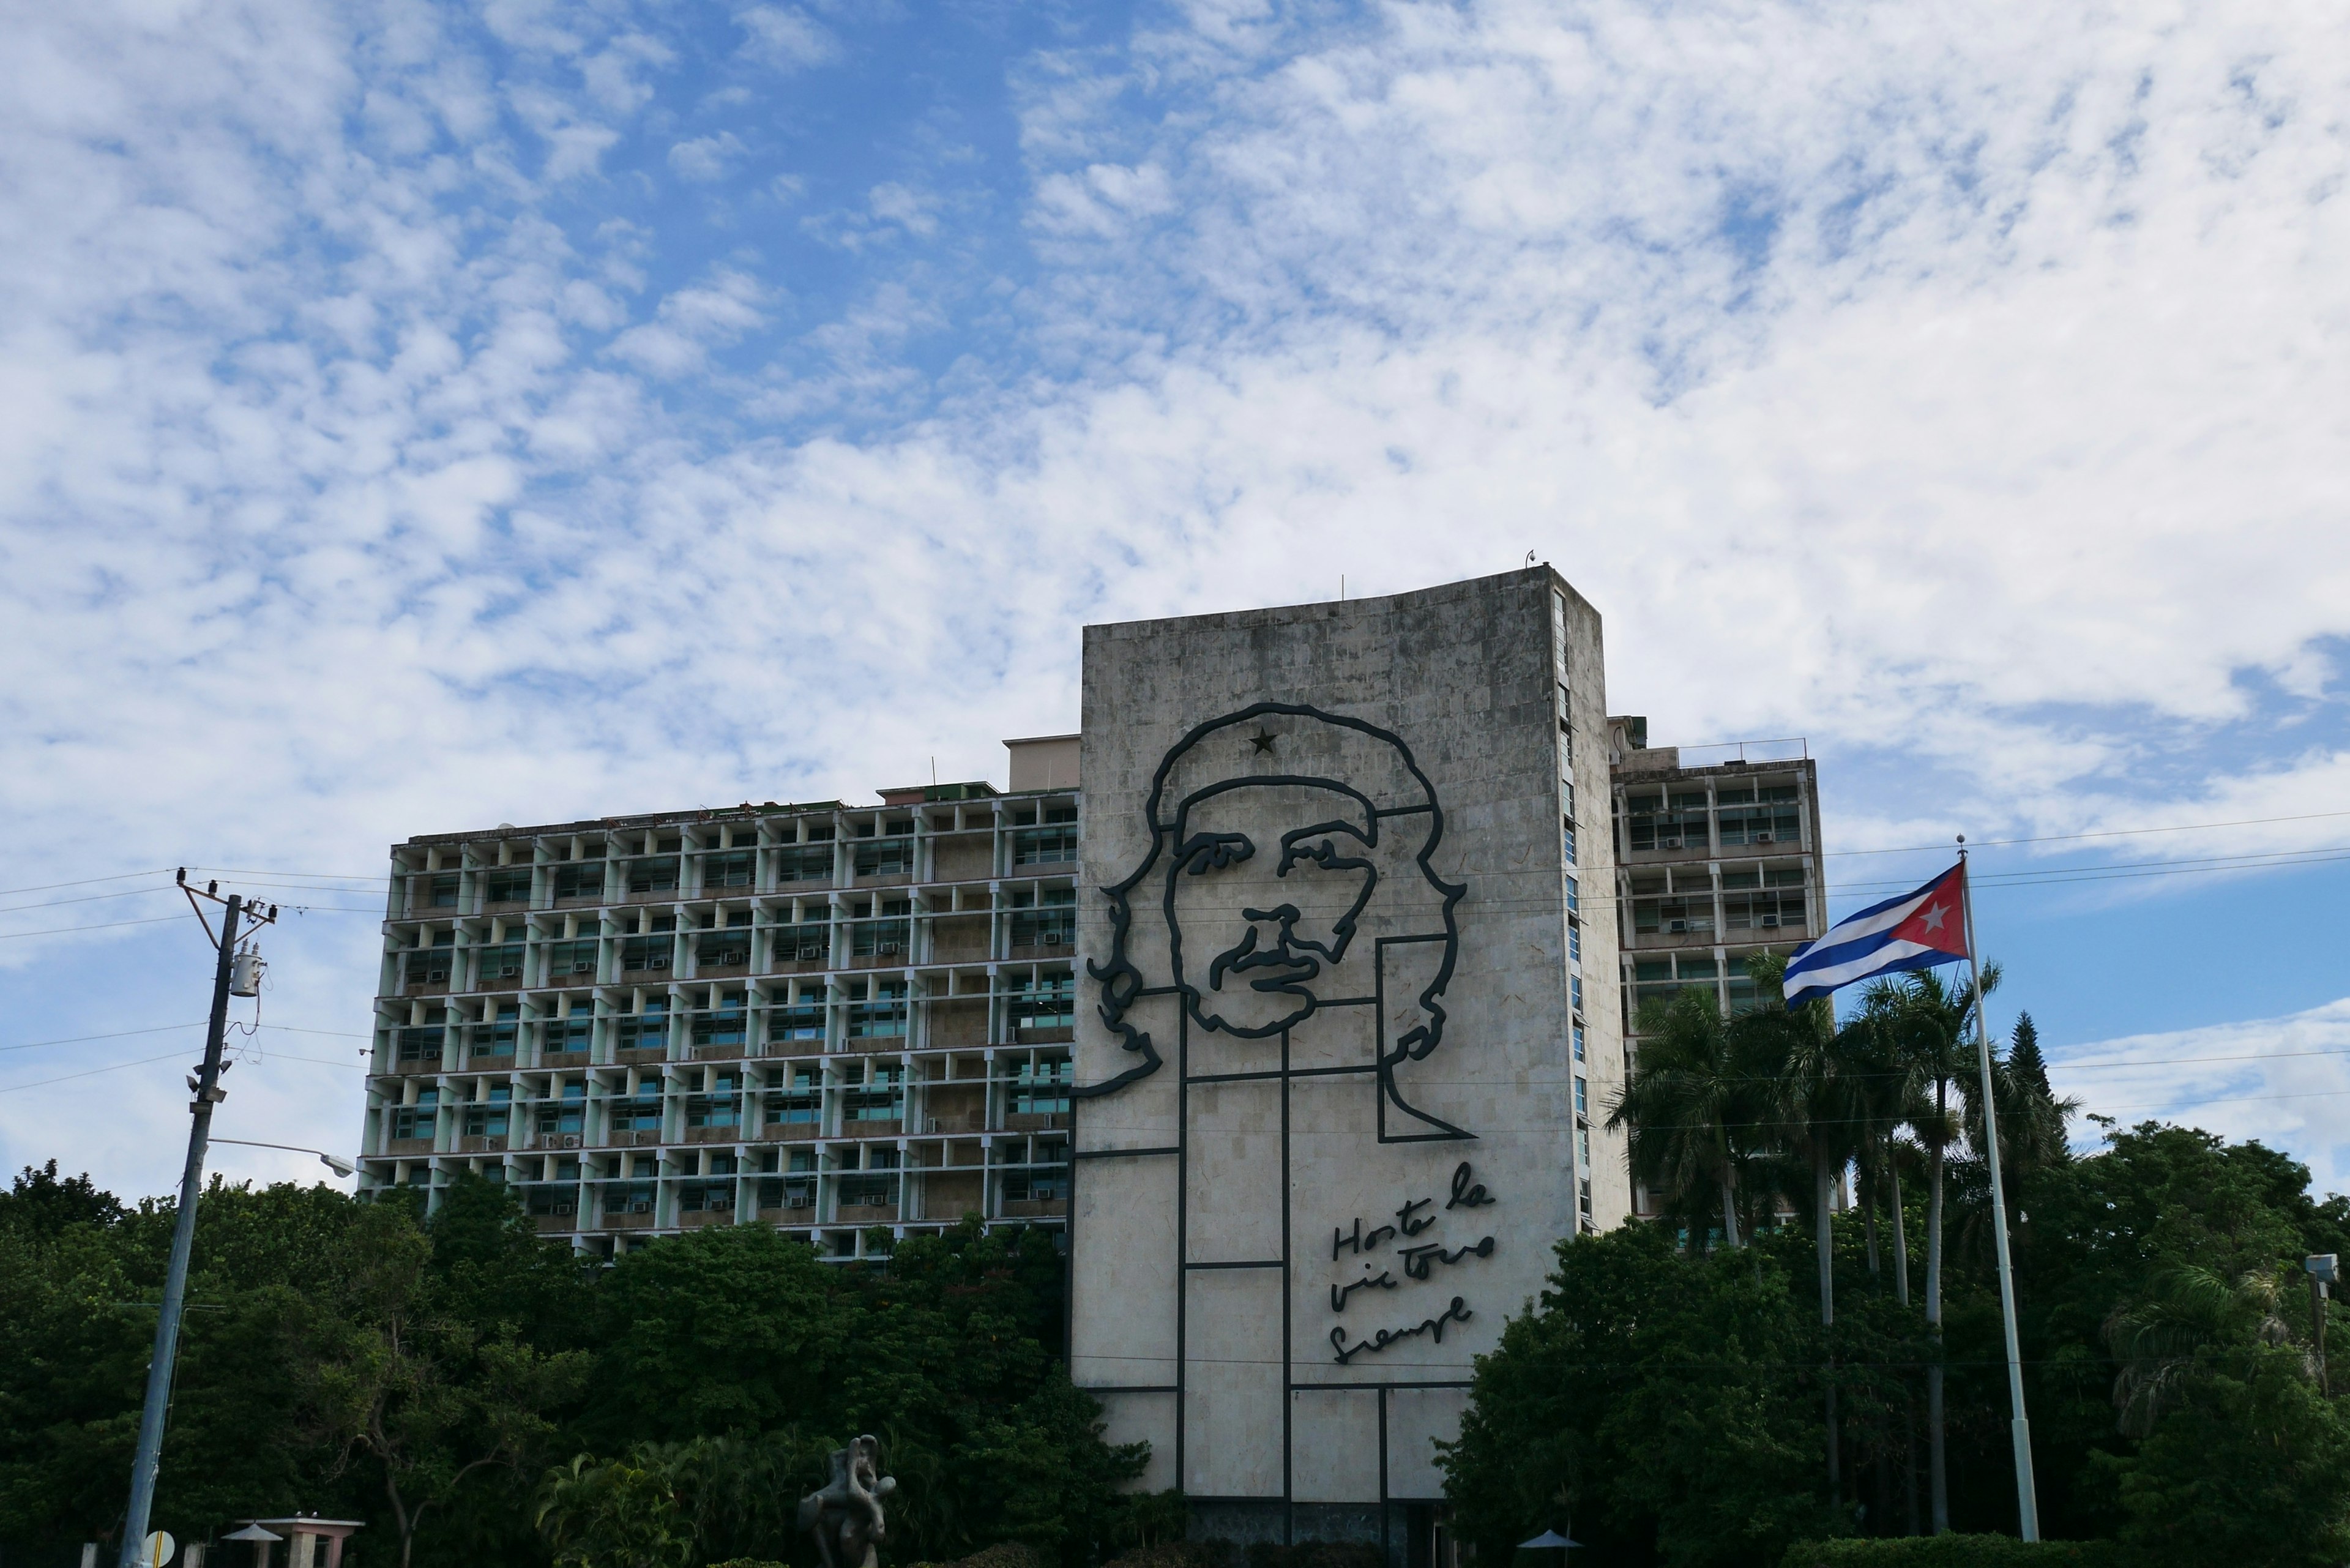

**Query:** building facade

left=1066, top=569, right=1625, bottom=1547
left=349, top=567, right=1827, bottom=1553
left=1606, top=718, right=1827, bottom=1220
left=357, top=737, right=1085, bottom=1258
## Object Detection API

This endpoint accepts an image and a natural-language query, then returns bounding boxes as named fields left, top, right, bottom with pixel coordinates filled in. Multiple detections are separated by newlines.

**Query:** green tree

left=1860, top=966, right=1997, bottom=1532
left=2089, top=1266, right=2350, bottom=1566
left=293, top=1198, right=589, bottom=1568
left=1441, top=1222, right=1841, bottom=1567
left=1606, top=988, right=1767, bottom=1249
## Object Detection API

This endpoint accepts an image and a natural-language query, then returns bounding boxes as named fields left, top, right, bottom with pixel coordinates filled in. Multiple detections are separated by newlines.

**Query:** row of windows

left=400, top=813, right=1079, bottom=908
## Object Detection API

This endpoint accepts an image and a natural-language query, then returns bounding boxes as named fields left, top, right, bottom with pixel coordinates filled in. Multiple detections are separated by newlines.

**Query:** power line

left=1823, top=807, right=2350, bottom=857
left=0, top=915, right=187, bottom=941
left=0, top=885, right=177, bottom=917
left=0, top=868, right=170, bottom=898
left=0, top=1050, right=189, bottom=1095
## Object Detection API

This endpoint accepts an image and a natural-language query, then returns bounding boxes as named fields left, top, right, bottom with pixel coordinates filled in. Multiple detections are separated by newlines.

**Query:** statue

left=797, top=1434, right=896, bottom=1568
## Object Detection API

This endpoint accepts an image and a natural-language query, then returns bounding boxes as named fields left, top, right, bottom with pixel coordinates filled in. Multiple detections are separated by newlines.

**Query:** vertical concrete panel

left=1292, top=1389, right=1382, bottom=1503
left=1384, top=1386, right=1466, bottom=1501
left=1073, top=569, right=1611, bottom=1515
left=1184, top=1268, right=1286, bottom=1497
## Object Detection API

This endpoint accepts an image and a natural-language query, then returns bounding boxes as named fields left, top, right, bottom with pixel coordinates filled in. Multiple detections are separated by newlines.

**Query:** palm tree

left=1841, top=1006, right=1929, bottom=1304
left=1744, top=950, right=1859, bottom=1498
left=1606, top=987, right=1764, bottom=1249
left=1861, top=964, right=1999, bottom=1534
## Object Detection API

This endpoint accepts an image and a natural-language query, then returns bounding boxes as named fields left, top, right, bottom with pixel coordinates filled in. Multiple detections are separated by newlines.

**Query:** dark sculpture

left=797, top=1435, right=895, bottom=1568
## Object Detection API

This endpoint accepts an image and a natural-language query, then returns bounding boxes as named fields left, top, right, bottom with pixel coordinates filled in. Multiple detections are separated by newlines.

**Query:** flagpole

left=1957, top=835, right=2040, bottom=1540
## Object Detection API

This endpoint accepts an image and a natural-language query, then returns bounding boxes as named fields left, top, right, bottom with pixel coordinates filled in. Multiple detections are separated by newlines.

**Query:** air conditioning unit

left=1660, top=838, right=1683, bottom=850
left=554, top=1201, right=573, bottom=1215
left=927, top=1118, right=942, bottom=1133
left=1761, top=915, right=1781, bottom=928
left=1667, top=919, right=1688, bottom=934
left=559, top=1135, right=581, bottom=1149
left=1754, top=832, right=1774, bottom=844
left=629, top=1199, right=652, bottom=1213
left=879, top=941, right=901, bottom=955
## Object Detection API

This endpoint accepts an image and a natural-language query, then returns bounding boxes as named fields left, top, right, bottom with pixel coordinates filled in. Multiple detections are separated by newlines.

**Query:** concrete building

left=351, top=566, right=1814, bottom=1552
left=357, top=737, right=1084, bottom=1258
left=1065, top=569, right=1624, bottom=1550
left=1605, top=718, right=1826, bottom=1220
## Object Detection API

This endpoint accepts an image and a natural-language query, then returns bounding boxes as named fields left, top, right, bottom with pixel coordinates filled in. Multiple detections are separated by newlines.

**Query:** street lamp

left=211, top=1138, right=357, bottom=1179
left=2308, top=1255, right=2338, bottom=1395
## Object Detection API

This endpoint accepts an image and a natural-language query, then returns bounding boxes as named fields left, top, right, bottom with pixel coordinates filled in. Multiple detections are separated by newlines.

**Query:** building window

left=1573, top=1077, right=1588, bottom=1118
left=620, top=935, right=671, bottom=973
left=767, top=1002, right=825, bottom=1043
left=1569, top=975, right=1584, bottom=1016
left=464, top=1087, right=512, bottom=1138
left=544, top=938, right=598, bottom=979
left=611, top=1096, right=663, bottom=1133
left=697, top=917, right=752, bottom=968
left=704, top=851, right=755, bottom=889
left=1013, top=826, right=1078, bottom=866
left=390, top=1103, right=434, bottom=1140
left=775, top=920, right=829, bottom=962
left=1010, top=974, right=1075, bottom=1036
left=615, top=1000, right=666, bottom=1051
left=553, top=862, right=604, bottom=901
left=428, top=874, right=460, bottom=908
left=535, top=1091, right=584, bottom=1137
left=1625, top=790, right=1709, bottom=854
left=775, top=846, right=832, bottom=884
left=1010, top=887, right=1075, bottom=948
left=396, top=1026, right=442, bottom=1064
left=1572, top=1020, right=1586, bottom=1062
left=1002, top=1139, right=1070, bottom=1202
left=1565, top=875, right=1579, bottom=917
left=679, top=1180, right=735, bottom=1212
left=687, top=1093, right=739, bottom=1129
left=1568, top=925, right=1581, bottom=966
left=478, top=943, right=524, bottom=982
left=840, top=1172, right=897, bottom=1207
left=403, top=944, right=452, bottom=986
left=473, top=1004, right=521, bottom=1059
left=485, top=870, right=531, bottom=906
left=1014, top=1055, right=1073, bottom=1115
left=603, top=1182, right=656, bottom=1215
left=626, top=856, right=681, bottom=895
left=1562, top=819, right=1577, bottom=866
left=853, top=838, right=912, bottom=878
left=851, top=905, right=911, bottom=958
left=542, top=1010, right=591, bottom=1055
left=764, top=1072, right=821, bottom=1127
left=692, top=995, right=748, bottom=1050
left=846, top=999, right=907, bottom=1039
left=844, top=1085, right=905, bottom=1122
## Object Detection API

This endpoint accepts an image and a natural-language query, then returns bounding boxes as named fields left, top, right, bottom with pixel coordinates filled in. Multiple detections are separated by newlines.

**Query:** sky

left=1, top=0, right=2346, bottom=1202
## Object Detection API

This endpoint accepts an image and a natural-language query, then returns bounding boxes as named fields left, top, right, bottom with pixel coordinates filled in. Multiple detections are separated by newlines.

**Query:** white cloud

left=2, top=0, right=2348, bottom=1198
left=669, top=131, right=747, bottom=183
left=736, top=6, right=838, bottom=72
left=2052, top=1000, right=2350, bottom=1197
left=866, top=181, right=938, bottom=237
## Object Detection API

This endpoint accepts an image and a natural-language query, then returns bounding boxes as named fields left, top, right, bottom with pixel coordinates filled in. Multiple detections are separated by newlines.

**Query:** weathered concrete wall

left=1069, top=569, right=1626, bottom=1526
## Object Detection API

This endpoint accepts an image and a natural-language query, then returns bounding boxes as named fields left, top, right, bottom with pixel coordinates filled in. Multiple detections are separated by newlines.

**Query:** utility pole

left=118, top=875, right=274, bottom=1568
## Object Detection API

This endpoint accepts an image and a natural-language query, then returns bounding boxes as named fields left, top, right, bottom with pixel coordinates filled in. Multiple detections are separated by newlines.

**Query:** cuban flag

left=1782, top=861, right=1971, bottom=1009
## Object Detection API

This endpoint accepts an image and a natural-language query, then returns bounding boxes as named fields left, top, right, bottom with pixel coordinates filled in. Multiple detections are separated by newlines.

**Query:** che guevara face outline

left=1164, top=778, right=1381, bottom=1039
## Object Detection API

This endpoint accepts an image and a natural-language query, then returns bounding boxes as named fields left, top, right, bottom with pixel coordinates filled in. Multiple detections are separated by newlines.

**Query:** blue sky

left=2, top=0, right=2346, bottom=1199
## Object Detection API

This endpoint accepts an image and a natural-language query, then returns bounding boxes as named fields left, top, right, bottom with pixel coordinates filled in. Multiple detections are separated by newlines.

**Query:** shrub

left=1780, top=1537, right=2125, bottom=1568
